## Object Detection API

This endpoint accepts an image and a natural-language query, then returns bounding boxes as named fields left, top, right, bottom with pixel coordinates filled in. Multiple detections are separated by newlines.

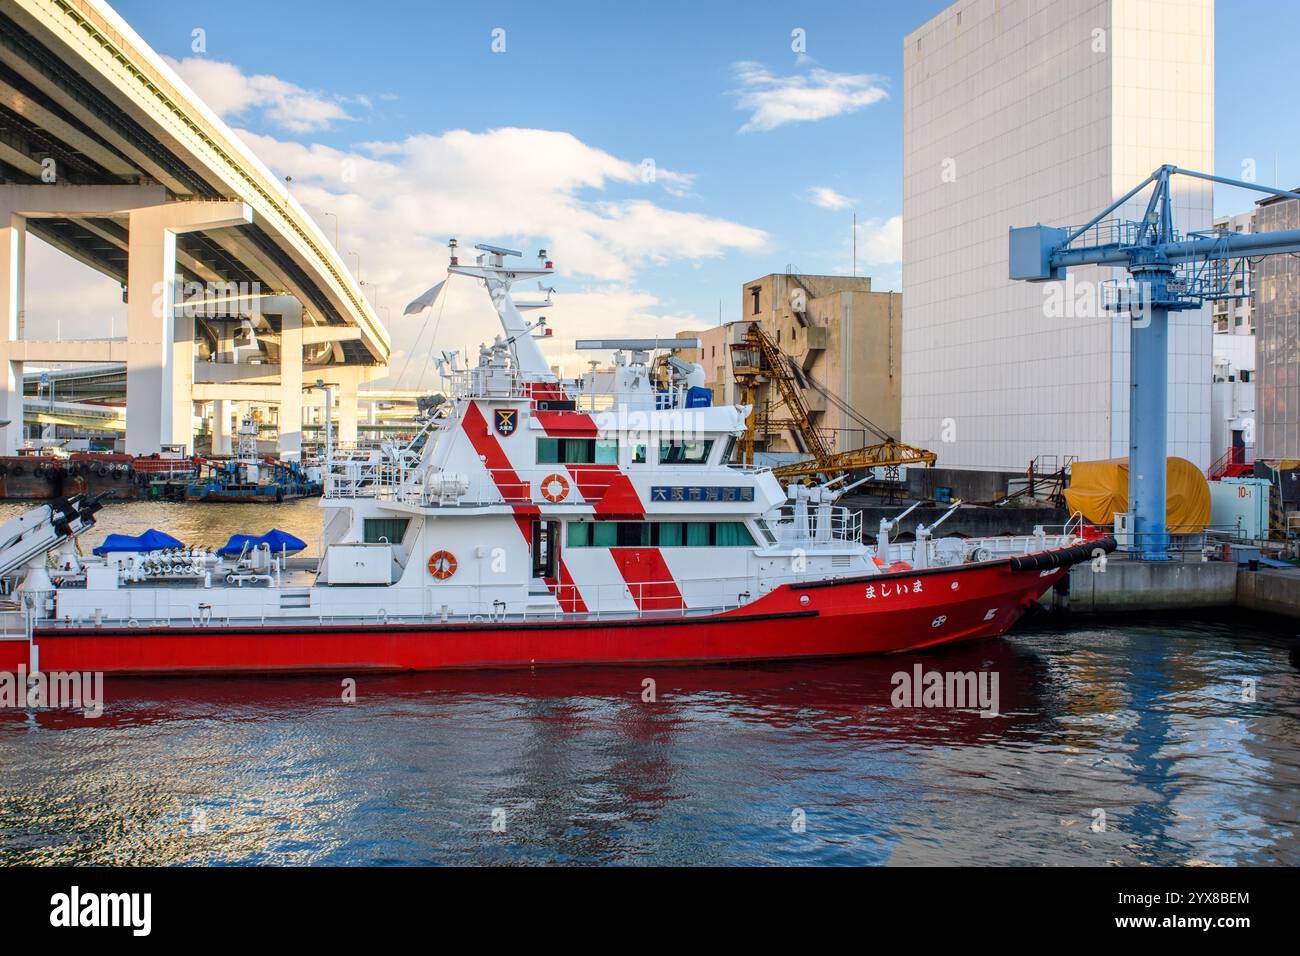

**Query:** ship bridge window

left=363, top=518, right=410, bottom=544
left=537, top=437, right=619, bottom=464
left=658, top=439, right=714, bottom=465
left=566, top=521, right=754, bottom=548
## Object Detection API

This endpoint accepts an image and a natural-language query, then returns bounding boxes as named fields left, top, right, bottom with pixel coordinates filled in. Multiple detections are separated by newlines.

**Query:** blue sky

left=83, top=0, right=1300, bottom=381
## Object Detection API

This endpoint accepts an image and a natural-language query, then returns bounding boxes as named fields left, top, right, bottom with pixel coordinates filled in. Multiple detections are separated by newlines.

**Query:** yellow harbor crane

left=729, top=323, right=936, bottom=482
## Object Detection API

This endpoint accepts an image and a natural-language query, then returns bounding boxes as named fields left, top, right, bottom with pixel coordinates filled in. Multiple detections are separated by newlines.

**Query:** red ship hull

left=0, top=559, right=1073, bottom=676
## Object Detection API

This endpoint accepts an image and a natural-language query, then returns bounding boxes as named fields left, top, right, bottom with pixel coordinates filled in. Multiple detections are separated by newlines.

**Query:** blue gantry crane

left=1010, top=165, right=1300, bottom=560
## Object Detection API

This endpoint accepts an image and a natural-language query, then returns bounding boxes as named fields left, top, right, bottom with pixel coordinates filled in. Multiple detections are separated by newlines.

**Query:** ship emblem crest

left=493, top=408, right=518, bottom=437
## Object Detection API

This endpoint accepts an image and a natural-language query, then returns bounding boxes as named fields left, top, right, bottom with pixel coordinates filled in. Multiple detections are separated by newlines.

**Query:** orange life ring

left=540, top=473, right=570, bottom=503
left=427, top=550, right=458, bottom=580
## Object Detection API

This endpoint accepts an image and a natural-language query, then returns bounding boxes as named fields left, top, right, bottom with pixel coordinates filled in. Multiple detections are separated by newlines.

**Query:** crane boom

left=748, top=322, right=831, bottom=463
left=770, top=440, right=936, bottom=480
left=730, top=323, right=935, bottom=481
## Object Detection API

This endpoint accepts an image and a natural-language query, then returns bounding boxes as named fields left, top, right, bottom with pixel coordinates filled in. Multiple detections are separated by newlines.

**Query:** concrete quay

left=1046, top=556, right=1300, bottom=620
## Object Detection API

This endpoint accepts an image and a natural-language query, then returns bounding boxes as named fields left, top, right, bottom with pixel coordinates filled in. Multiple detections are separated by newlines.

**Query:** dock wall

left=1039, top=558, right=1300, bottom=620
left=1061, top=559, right=1238, bottom=613
left=1236, top=569, right=1300, bottom=619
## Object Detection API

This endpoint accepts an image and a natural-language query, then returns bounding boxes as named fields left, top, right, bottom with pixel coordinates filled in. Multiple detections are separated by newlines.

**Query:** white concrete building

left=1211, top=350, right=1254, bottom=475
left=902, top=0, right=1214, bottom=475
left=1207, top=209, right=1255, bottom=470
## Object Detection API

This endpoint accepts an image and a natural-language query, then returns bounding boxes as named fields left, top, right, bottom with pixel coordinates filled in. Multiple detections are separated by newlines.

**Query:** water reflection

left=0, top=616, right=1296, bottom=865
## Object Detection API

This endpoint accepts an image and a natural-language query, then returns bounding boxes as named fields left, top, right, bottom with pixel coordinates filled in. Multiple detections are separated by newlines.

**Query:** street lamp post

left=322, top=211, right=340, bottom=251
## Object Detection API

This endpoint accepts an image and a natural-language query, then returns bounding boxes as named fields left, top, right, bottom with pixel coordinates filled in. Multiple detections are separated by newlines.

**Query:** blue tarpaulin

left=217, top=529, right=308, bottom=557
left=92, top=528, right=183, bottom=555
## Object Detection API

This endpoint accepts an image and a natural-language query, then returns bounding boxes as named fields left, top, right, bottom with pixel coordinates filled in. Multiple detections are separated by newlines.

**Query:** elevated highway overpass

left=18, top=364, right=425, bottom=445
left=0, top=0, right=391, bottom=456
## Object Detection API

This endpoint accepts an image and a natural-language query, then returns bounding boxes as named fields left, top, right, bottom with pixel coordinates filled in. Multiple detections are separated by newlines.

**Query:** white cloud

left=854, top=215, right=902, bottom=265
left=234, top=125, right=766, bottom=380
left=808, top=186, right=855, bottom=211
left=164, top=56, right=355, bottom=133
left=732, top=62, right=888, bottom=133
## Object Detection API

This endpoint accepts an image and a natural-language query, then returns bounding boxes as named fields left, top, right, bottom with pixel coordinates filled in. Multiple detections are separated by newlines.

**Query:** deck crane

left=0, top=494, right=104, bottom=580
left=1010, top=165, right=1300, bottom=560
left=729, top=322, right=936, bottom=482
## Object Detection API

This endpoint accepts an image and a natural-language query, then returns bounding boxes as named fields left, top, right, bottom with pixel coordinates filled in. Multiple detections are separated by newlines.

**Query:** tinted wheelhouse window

left=537, top=438, right=618, bottom=464
left=721, top=435, right=737, bottom=465
left=616, top=524, right=651, bottom=547
left=363, top=518, right=409, bottom=544
left=564, top=521, right=755, bottom=548
left=659, top=439, right=713, bottom=464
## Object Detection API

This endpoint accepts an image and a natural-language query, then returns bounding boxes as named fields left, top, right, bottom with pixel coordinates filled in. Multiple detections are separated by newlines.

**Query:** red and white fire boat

left=0, top=243, right=1112, bottom=675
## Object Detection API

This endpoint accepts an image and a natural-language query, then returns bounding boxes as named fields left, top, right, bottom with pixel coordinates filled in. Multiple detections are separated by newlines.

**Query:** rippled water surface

left=1, top=612, right=1296, bottom=865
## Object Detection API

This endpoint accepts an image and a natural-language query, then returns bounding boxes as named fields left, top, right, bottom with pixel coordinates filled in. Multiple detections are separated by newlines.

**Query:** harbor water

left=0, top=501, right=1297, bottom=865
left=0, top=498, right=328, bottom=557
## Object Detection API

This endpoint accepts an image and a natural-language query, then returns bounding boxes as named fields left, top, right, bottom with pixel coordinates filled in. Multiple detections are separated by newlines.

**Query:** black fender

left=1010, top=535, right=1117, bottom=572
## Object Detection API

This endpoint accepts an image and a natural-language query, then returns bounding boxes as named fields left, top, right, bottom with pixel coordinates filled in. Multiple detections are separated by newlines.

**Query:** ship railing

left=321, top=423, right=442, bottom=500
left=952, top=520, right=1248, bottom=563
left=571, top=390, right=620, bottom=413
left=324, top=452, right=393, bottom=498
left=0, top=607, right=29, bottom=641
left=444, top=366, right=527, bottom=401
left=35, top=567, right=891, bottom=631
left=396, top=469, right=530, bottom=507
left=435, top=570, right=842, bottom=621
left=1117, top=524, right=1255, bottom=562
left=543, top=576, right=765, bottom=618
left=323, top=449, right=423, bottom=500
left=384, top=467, right=635, bottom=508
left=772, top=506, right=863, bottom=546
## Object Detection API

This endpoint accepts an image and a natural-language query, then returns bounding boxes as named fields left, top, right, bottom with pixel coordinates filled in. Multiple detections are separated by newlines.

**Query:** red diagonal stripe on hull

left=610, top=547, right=684, bottom=612
left=532, top=410, right=645, bottom=518
left=532, top=410, right=596, bottom=436
left=463, top=401, right=587, bottom=613
left=526, top=381, right=567, bottom=403
left=569, top=464, right=644, bottom=518
left=550, top=559, right=587, bottom=613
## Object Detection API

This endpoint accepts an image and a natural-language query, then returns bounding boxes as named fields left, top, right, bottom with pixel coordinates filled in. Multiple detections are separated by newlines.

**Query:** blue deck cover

left=92, top=529, right=184, bottom=555
left=217, top=529, right=308, bottom=556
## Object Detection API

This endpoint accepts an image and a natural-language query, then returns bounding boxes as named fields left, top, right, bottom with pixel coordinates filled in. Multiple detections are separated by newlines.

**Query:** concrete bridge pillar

left=0, top=211, right=26, bottom=455
left=263, top=296, right=303, bottom=461
left=335, top=368, right=361, bottom=447
left=211, top=399, right=232, bottom=457
left=124, top=200, right=251, bottom=455
left=0, top=184, right=169, bottom=456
